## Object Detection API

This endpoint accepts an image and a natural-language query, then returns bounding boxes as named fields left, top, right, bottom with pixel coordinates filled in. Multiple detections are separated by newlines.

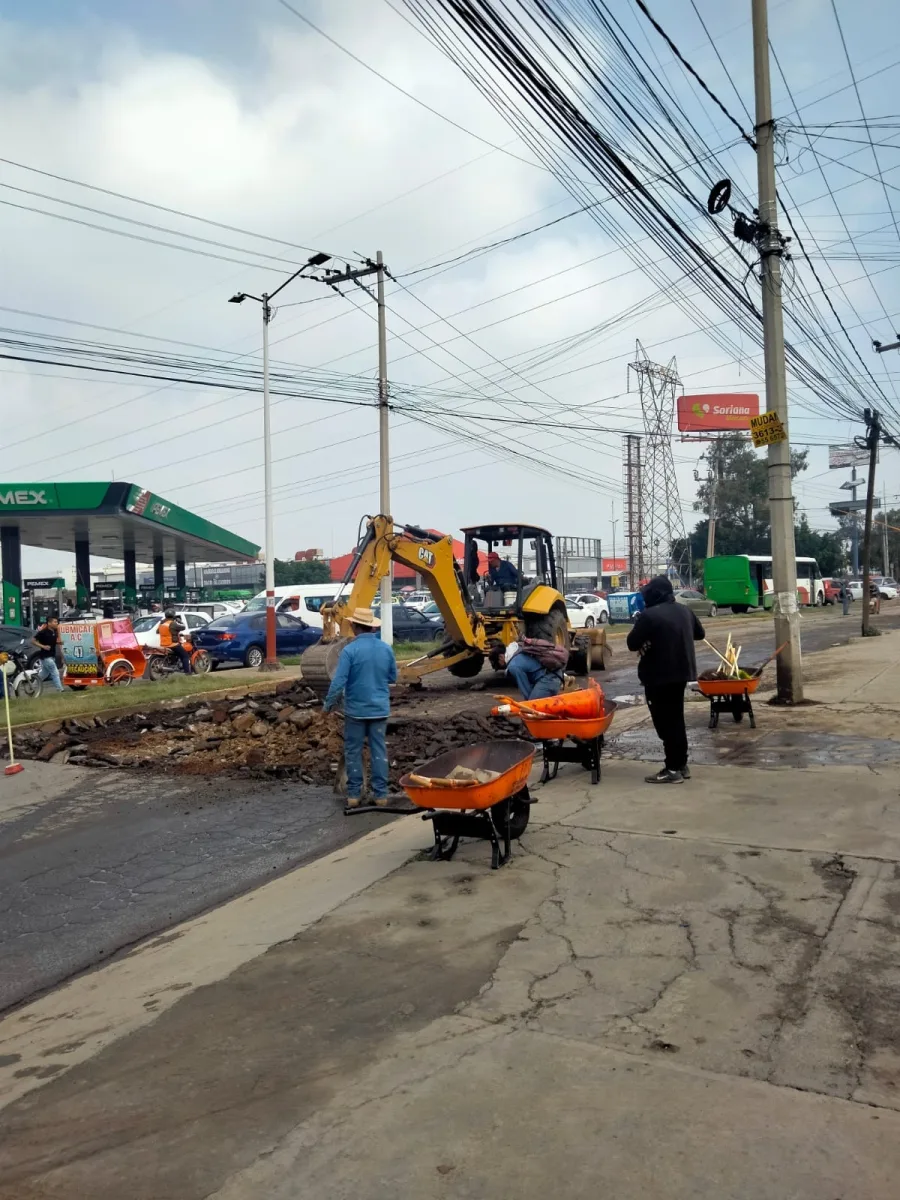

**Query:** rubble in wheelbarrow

left=10, top=683, right=515, bottom=788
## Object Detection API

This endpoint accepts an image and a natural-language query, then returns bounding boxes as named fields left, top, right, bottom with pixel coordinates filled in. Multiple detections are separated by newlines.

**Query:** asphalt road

left=0, top=770, right=388, bottom=1012
left=1, top=603, right=896, bottom=1013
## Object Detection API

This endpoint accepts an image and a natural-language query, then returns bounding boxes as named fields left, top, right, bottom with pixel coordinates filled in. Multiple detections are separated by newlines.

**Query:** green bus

left=704, top=555, right=824, bottom=612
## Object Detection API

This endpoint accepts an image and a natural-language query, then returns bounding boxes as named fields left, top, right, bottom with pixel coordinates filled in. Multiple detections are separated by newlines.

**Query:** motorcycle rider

left=158, top=608, right=192, bottom=675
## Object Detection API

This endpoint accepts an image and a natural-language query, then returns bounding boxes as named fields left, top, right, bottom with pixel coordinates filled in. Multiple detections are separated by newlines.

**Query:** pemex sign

left=677, top=394, right=760, bottom=433
left=0, top=485, right=58, bottom=508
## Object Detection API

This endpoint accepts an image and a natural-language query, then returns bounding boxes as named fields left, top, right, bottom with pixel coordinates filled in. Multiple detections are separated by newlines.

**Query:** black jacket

left=626, top=598, right=705, bottom=687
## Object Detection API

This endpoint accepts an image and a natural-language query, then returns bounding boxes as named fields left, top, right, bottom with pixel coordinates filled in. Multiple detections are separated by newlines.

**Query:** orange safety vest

left=158, top=619, right=178, bottom=648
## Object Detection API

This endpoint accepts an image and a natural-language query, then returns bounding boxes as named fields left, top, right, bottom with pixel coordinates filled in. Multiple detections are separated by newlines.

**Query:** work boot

left=345, top=797, right=361, bottom=808
left=680, top=766, right=691, bottom=780
left=374, top=796, right=389, bottom=808
left=644, top=768, right=683, bottom=785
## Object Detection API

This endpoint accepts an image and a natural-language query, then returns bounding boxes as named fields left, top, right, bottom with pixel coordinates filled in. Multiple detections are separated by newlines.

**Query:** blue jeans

left=38, top=658, right=64, bottom=692
left=506, top=652, right=563, bottom=701
left=344, top=716, right=388, bottom=800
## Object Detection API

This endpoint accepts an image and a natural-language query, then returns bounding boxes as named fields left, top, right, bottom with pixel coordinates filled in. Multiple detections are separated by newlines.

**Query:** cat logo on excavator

left=417, top=546, right=436, bottom=568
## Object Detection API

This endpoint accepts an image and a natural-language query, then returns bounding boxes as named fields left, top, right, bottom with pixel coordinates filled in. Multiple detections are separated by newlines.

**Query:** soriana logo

left=677, top=394, right=760, bottom=432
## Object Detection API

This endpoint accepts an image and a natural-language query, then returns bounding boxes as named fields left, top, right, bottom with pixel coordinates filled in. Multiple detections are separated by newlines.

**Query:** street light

left=228, top=252, right=331, bottom=669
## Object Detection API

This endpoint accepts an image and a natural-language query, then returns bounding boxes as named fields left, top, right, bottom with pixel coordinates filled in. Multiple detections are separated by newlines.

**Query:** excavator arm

left=301, top=515, right=487, bottom=691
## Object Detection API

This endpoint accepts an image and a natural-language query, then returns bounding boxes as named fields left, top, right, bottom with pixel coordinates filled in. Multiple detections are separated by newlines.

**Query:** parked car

left=873, top=575, right=898, bottom=599
left=244, top=584, right=343, bottom=628
left=177, top=602, right=241, bottom=622
left=821, top=578, right=843, bottom=605
left=845, top=579, right=864, bottom=601
left=565, top=593, right=609, bottom=625
left=378, top=603, right=444, bottom=643
left=420, top=601, right=441, bottom=618
left=399, top=590, right=433, bottom=611
left=193, top=611, right=320, bottom=668
left=674, top=588, right=718, bottom=617
left=132, top=611, right=211, bottom=650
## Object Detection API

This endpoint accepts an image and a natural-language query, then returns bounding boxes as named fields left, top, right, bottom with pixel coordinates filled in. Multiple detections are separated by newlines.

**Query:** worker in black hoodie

left=626, top=576, right=705, bottom=784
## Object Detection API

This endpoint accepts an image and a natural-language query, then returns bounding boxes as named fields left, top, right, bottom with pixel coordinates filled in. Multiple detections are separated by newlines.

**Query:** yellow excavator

left=299, top=515, right=606, bottom=692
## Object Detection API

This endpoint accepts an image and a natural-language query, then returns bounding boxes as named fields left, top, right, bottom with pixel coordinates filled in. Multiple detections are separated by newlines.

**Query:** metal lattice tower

left=628, top=341, right=689, bottom=581
left=622, top=433, right=645, bottom=585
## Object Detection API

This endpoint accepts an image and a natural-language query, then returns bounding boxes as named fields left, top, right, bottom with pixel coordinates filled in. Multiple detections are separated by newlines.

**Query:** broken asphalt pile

left=7, top=679, right=511, bottom=788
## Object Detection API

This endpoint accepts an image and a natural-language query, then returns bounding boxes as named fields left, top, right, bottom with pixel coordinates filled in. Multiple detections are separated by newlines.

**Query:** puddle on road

left=607, top=728, right=900, bottom=769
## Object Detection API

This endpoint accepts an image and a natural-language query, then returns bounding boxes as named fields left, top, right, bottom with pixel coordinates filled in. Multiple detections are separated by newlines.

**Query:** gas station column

left=123, top=548, right=137, bottom=610
left=175, top=558, right=186, bottom=603
left=153, top=554, right=165, bottom=600
left=74, top=538, right=91, bottom=611
left=1, top=525, right=22, bottom=624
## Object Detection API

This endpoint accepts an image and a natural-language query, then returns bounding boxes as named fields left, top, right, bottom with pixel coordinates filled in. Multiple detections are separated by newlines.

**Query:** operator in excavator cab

left=158, top=608, right=192, bottom=675
left=486, top=551, right=520, bottom=591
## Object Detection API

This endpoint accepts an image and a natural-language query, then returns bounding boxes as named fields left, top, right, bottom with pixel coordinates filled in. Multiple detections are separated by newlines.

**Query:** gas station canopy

left=1, top=482, right=259, bottom=622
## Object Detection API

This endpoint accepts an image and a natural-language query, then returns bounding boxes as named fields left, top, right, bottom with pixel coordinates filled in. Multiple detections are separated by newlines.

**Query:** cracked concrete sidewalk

left=1, top=636, right=899, bottom=1199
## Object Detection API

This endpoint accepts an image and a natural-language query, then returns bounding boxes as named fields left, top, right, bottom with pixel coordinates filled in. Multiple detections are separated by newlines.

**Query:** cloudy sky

left=1, top=0, right=898, bottom=578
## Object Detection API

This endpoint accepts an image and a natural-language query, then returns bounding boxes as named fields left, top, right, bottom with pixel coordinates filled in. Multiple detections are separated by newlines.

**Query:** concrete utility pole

left=704, top=440, right=722, bottom=561
left=860, top=410, right=880, bottom=637
left=375, top=250, right=393, bottom=647
left=752, top=0, right=803, bottom=702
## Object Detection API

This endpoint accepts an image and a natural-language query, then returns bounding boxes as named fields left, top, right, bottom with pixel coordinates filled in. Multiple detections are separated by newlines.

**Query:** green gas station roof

left=0, top=483, right=259, bottom=564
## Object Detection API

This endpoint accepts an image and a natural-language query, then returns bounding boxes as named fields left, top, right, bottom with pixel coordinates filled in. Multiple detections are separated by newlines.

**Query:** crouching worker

left=503, top=638, right=567, bottom=700
left=323, top=607, right=397, bottom=808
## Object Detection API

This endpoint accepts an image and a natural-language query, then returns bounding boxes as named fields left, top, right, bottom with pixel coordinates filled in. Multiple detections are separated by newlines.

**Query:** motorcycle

left=0, top=648, right=43, bottom=699
left=145, top=636, right=211, bottom=681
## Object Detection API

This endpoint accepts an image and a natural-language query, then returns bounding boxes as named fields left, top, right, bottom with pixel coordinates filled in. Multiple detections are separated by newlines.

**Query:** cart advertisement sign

left=677, top=394, right=759, bottom=432
left=59, top=622, right=100, bottom=677
left=96, top=619, right=139, bottom=653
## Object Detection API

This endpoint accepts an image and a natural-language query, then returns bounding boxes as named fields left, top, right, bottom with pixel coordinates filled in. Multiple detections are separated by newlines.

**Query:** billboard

left=677, top=394, right=759, bottom=432
left=828, top=444, right=870, bottom=469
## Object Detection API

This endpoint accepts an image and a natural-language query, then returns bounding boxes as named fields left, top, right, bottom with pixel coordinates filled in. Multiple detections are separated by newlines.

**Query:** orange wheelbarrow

left=399, top=740, right=536, bottom=869
left=696, top=675, right=761, bottom=729
left=518, top=703, right=617, bottom=785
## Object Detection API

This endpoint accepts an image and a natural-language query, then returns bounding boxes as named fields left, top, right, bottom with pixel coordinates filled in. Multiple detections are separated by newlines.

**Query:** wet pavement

left=1, top=605, right=897, bottom=1014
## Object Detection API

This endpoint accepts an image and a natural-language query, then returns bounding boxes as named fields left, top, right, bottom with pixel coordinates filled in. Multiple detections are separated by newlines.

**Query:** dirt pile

left=10, top=681, right=514, bottom=788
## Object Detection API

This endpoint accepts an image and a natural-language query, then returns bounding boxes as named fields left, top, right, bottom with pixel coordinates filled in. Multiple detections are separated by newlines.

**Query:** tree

left=273, top=558, right=332, bottom=586
left=793, top=513, right=845, bottom=576
left=876, top=508, right=900, bottom=575
left=685, top=435, right=811, bottom=574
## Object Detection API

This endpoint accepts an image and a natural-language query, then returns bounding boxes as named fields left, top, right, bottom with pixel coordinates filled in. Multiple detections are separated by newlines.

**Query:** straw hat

left=350, top=606, right=381, bottom=628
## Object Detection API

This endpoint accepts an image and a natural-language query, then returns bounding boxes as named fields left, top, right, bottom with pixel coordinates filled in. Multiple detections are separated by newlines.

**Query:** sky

left=1, top=0, right=898, bottom=579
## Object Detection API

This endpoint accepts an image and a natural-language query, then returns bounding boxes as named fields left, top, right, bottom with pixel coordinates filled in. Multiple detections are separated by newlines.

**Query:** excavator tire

left=448, top=653, right=484, bottom=679
left=524, top=607, right=568, bottom=646
left=299, top=637, right=351, bottom=696
left=567, top=633, right=593, bottom=675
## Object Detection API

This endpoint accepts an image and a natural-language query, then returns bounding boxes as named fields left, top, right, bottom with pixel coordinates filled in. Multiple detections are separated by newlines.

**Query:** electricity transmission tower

left=628, top=342, right=690, bottom=581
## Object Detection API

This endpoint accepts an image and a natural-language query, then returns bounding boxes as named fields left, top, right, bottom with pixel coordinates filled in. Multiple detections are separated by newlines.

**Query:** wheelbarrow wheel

left=492, top=792, right=530, bottom=841
left=732, top=710, right=744, bottom=723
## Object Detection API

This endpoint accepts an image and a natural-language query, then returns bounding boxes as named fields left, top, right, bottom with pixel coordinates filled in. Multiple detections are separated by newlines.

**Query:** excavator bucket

left=298, top=637, right=351, bottom=696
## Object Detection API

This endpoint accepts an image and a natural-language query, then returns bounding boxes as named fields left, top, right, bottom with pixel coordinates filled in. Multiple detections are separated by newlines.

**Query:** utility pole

left=850, top=465, right=860, bottom=575
left=857, top=409, right=898, bottom=635
left=375, top=250, right=393, bottom=647
left=610, top=504, right=618, bottom=589
left=261, top=294, right=276, bottom=667
left=860, top=410, right=880, bottom=637
left=752, top=0, right=803, bottom=702
left=704, top=440, right=721, bottom=561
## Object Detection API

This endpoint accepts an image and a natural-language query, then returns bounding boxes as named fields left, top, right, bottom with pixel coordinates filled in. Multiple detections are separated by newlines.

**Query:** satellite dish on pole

left=707, top=179, right=732, bottom=215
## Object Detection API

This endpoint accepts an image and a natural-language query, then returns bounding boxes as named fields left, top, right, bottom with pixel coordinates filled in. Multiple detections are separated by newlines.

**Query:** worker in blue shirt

left=323, top=606, right=398, bottom=807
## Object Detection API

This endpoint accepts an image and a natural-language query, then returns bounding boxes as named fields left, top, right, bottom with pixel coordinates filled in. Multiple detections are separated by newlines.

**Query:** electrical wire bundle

left=398, top=0, right=898, bottom=435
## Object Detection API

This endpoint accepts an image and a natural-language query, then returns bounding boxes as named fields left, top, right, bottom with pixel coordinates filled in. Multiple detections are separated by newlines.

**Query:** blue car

left=193, top=611, right=320, bottom=669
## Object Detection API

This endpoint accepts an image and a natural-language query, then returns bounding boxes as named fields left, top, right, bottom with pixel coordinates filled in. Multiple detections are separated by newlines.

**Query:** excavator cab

left=461, top=524, right=559, bottom=614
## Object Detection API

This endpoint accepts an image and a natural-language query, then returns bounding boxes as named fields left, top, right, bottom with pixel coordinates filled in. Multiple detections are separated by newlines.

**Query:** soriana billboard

left=677, top=393, right=760, bottom=432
